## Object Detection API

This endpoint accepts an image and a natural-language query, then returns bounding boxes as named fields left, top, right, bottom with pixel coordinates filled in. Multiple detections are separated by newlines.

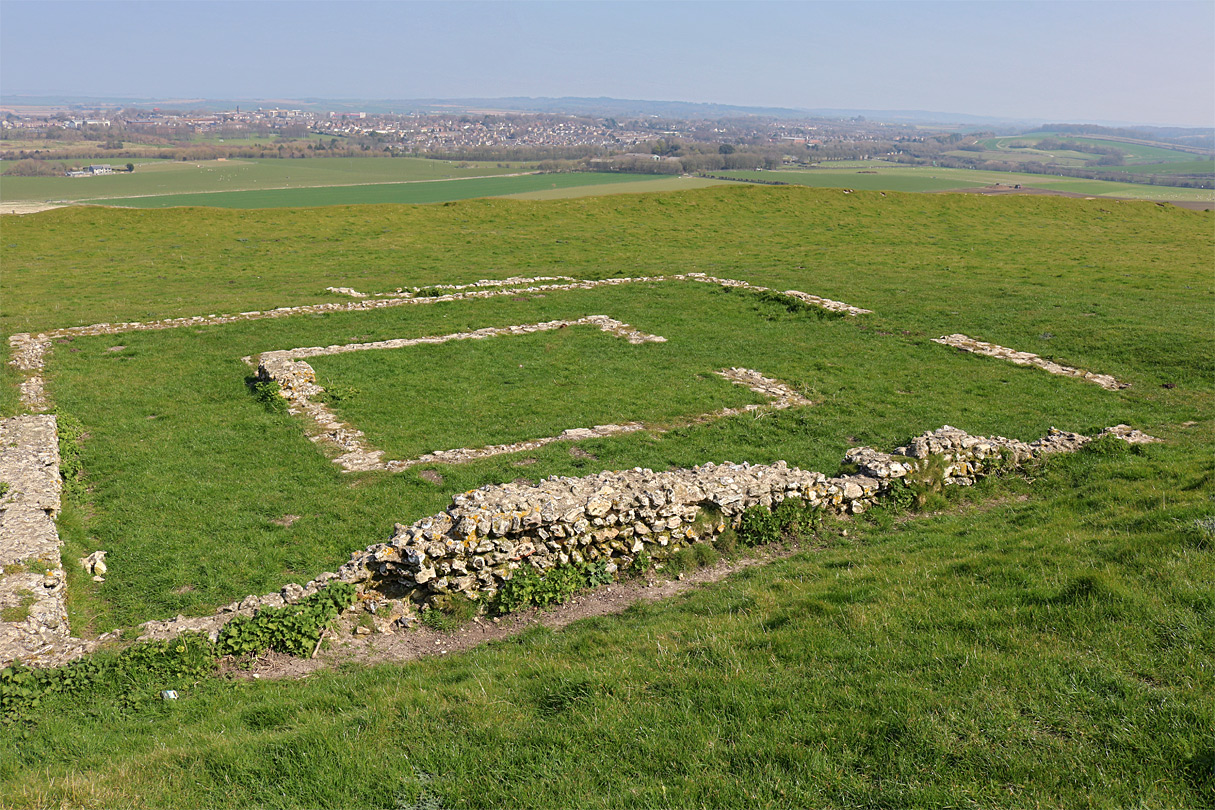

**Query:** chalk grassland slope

left=971, top=132, right=1210, bottom=172
left=714, top=166, right=1215, bottom=202
left=1, top=186, right=1212, bottom=806
left=89, top=171, right=678, bottom=209
left=500, top=174, right=728, bottom=200
left=0, top=156, right=533, bottom=203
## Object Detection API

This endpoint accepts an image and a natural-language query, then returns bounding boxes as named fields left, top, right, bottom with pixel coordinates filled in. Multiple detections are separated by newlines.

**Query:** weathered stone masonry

left=330, top=425, right=1103, bottom=607
left=0, top=416, right=105, bottom=667
left=933, top=334, right=1129, bottom=390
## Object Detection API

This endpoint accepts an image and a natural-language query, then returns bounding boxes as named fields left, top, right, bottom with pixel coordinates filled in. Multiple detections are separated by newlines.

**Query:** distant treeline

left=697, top=173, right=789, bottom=186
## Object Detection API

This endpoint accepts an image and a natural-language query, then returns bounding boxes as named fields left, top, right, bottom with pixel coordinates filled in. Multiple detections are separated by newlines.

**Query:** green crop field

left=946, top=147, right=1096, bottom=167
left=82, top=171, right=671, bottom=208
left=1, top=186, right=1212, bottom=807
left=94, top=170, right=677, bottom=209
left=715, top=165, right=1215, bottom=202
left=0, top=156, right=534, bottom=203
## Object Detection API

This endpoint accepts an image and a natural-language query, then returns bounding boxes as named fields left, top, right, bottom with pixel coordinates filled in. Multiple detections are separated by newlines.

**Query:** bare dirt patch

left=937, top=185, right=1095, bottom=200
left=0, top=201, right=67, bottom=215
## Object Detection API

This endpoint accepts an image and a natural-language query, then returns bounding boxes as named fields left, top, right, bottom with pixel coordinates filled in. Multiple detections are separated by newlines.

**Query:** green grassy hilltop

left=1, top=186, right=1212, bottom=808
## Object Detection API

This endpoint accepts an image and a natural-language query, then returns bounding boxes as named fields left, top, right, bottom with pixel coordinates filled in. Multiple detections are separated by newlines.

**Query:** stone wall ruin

left=250, top=316, right=811, bottom=472
left=933, top=333, right=1128, bottom=390
left=8, top=273, right=870, bottom=414
left=328, top=425, right=1099, bottom=607
left=1, top=420, right=1157, bottom=665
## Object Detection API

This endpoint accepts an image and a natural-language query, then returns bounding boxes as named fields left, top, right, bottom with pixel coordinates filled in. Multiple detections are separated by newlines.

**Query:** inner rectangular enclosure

left=307, top=324, right=770, bottom=461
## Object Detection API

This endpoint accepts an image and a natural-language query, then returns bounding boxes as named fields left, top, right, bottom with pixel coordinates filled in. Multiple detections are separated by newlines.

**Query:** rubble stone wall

left=0, top=416, right=100, bottom=667
left=326, top=425, right=1098, bottom=607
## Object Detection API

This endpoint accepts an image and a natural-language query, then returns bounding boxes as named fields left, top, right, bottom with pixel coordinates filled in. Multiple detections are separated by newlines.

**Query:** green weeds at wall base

left=1, top=582, right=357, bottom=725
left=216, top=581, right=357, bottom=660
left=249, top=378, right=288, bottom=414
left=737, top=497, right=823, bottom=547
left=489, top=561, right=613, bottom=616
left=1, top=634, right=215, bottom=727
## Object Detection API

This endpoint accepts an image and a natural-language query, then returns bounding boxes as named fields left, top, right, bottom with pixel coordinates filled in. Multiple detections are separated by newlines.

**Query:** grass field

left=0, top=156, right=534, bottom=203
left=85, top=171, right=677, bottom=208
left=715, top=165, right=1215, bottom=202
left=1098, top=159, right=1215, bottom=176
left=946, top=147, right=1096, bottom=167
left=502, top=174, right=727, bottom=200
left=1, top=185, right=1212, bottom=807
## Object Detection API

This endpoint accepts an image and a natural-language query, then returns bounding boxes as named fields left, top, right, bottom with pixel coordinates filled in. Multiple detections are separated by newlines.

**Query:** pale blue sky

left=2, top=1, right=1212, bottom=127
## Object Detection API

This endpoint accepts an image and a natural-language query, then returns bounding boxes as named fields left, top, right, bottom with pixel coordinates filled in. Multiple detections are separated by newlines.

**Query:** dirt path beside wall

left=227, top=543, right=809, bottom=681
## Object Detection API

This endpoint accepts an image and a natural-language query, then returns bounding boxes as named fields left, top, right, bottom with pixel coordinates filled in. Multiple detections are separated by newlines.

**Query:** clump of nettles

left=736, top=497, right=821, bottom=546
left=2, top=583, right=360, bottom=725
left=251, top=379, right=288, bottom=413
left=489, top=560, right=613, bottom=615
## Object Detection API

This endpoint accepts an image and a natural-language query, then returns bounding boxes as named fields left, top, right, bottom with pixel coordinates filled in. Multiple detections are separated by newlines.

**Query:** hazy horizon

left=2, top=0, right=1213, bottom=129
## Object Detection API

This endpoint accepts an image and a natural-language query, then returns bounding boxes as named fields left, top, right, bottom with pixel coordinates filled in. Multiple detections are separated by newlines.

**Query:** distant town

left=2, top=101, right=1211, bottom=189
left=1, top=104, right=895, bottom=153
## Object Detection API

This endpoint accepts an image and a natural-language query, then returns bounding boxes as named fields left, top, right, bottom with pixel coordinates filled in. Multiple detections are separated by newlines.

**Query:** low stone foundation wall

left=0, top=416, right=103, bottom=667
left=933, top=334, right=1128, bottom=390
left=8, top=421, right=1154, bottom=664
left=252, top=309, right=813, bottom=472
left=9, top=272, right=870, bottom=413
left=332, top=425, right=1095, bottom=606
